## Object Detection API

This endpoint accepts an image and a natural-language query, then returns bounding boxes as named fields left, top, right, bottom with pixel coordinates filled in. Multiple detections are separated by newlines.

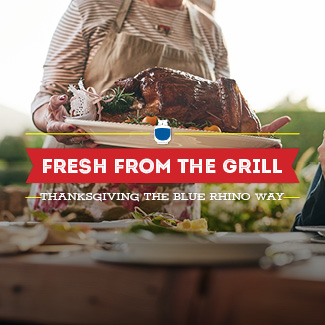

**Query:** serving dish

left=295, top=226, right=325, bottom=233
left=0, top=219, right=140, bottom=231
left=91, top=232, right=270, bottom=266
left=295, top=225, right=325, bottom=238
left=65, top=118, right=281, bottom=149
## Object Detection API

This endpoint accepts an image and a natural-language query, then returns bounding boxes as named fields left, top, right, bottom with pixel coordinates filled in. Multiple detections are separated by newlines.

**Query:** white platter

left=65, top=118, right=281, bottom=149
left=91, top=242, right=269, bottom=266
left=0, top=219, right=140, bottom=231
left=91, top=233, right=269, bottom=266
left=295, top=226, right=325, bottom=233
left=295, top=226, right=325, bottom=238
left=68, top=219, right=141, bottom=230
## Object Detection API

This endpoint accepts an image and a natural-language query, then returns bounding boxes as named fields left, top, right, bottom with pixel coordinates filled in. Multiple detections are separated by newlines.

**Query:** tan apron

left=30, top=0, right=215, bottom=220
left=83, top=0, right=215, bottom=90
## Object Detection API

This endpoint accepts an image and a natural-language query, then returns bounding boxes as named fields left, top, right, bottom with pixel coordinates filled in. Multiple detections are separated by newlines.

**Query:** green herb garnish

left=102, top=87, right=135, bottom=114
left=127, top=223, right=186, bottom=235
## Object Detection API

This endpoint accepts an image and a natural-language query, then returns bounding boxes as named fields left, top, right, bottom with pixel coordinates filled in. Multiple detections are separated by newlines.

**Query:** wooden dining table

left=1, top=239, right=325, bottom=325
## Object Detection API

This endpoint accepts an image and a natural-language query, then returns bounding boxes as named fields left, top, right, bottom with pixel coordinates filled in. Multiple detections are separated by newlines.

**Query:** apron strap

left=187, top=2, right=204, bottom=57
left=187, top=2, right=216, bottom=80
left=113, top=0, right=133, bottom=33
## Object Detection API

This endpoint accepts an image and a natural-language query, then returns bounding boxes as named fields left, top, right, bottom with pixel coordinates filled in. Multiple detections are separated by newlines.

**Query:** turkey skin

left=101, top=67, right=261, bottom=133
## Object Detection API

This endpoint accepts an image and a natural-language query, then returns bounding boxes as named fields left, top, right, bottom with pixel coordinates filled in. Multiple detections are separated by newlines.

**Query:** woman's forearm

left=33, top=103, right=49, bottom=133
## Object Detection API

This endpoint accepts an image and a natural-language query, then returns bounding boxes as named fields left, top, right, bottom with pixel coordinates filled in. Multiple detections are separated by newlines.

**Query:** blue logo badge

left=154, top=120, right=171, bottom=145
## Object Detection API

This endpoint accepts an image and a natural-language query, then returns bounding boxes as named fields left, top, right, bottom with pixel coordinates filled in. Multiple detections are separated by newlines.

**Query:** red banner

left=26, top=148, right=299, bottom=183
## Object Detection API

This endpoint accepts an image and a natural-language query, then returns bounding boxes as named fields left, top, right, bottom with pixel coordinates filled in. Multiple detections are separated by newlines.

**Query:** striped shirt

left=31, top=0, right=229, bottom=113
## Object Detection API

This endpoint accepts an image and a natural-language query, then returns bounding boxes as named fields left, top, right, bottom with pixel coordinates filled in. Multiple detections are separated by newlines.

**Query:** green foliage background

left=201, top=97, right=324, bottom=232
left=258, top=97, right=324, bottom=167
left=0, top=131, right=45, bottom=186
left=1, top=97, right=323, bottom=231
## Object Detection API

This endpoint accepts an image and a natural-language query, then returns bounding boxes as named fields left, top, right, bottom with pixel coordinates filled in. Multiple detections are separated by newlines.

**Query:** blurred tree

left=0, top=136, right=28, bottom=163
left=22, top=127, right=45, bottom=149
left=258, top=97, right=324, bottom=167
left=268, top=96, right=314, bottom=112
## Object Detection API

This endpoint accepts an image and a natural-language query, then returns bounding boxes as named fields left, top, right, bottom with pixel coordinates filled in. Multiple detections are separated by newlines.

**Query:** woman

left=30, top=0, right=289, bottom=220
left=33, top=0, right=230, bottom=143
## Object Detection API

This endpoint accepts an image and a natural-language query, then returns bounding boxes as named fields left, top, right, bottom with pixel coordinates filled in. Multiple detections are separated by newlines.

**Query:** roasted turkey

left=101, top=67, right=261, bottom=133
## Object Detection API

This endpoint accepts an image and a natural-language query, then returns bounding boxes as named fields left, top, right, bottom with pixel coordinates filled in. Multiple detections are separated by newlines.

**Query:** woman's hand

left=318, top=131, right=325, bottom=179
left=33, top=94, right=97, bottom=148
left=260, top=116, right=291, bottom=133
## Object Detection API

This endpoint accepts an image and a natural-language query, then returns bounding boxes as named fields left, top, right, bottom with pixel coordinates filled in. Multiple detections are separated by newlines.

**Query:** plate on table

left=65, top=118, right=281, bottom=149
left=64, top=219, right=142, bottom=230
left=91, top=233, right=270, bottom=266
left=295, top=225, right=325, bottom=237
left=0, top=219, right=141, bottom=231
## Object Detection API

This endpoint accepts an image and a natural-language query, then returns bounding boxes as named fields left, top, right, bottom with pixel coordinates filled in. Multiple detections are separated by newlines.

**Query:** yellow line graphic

left=174, top=133, right=300, bottom=136
left=283, top=197, right=300, bottom=199
left=25, top=132, right=151, bottom=135
left=26, top=132, right=299, bottom=136
left=25, top=197, right=42, bottom=199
